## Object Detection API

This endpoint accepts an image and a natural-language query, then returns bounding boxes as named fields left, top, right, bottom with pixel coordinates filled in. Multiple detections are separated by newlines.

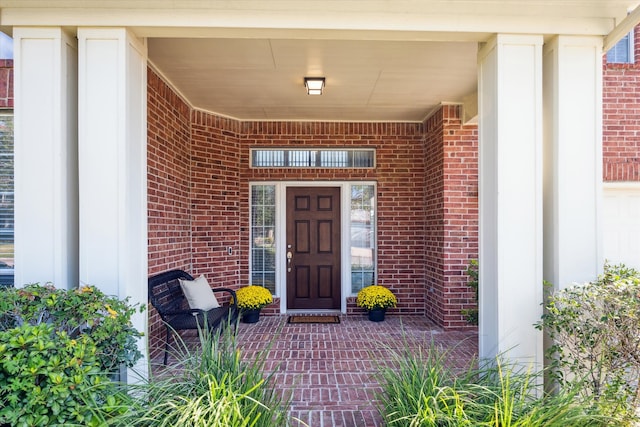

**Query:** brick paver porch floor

left=236, top=315, right=478, bottom=427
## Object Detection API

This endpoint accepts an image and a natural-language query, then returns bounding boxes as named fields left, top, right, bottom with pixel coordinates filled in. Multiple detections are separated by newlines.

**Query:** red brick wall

left=147, top=69, right=192, bottom=357
left=423, top=106, right=478, bottom=328
left=603, top=29, right=640, bottom=182
left=441, top=106, right=478, bottom=328
left=0, top=60, right=13, bottom=109
left=239, top=121, right=426, bottom=315
left=190, top=111, right=241, bottom=291
left=424, top=108, right=446, bottom=322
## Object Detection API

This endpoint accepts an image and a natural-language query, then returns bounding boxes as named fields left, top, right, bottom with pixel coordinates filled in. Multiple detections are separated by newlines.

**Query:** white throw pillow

left=179, top=275, right=220, bottom=311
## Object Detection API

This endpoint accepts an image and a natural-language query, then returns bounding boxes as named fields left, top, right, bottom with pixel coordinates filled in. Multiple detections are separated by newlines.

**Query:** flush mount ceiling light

left=304, top=77, right=325, bottom=95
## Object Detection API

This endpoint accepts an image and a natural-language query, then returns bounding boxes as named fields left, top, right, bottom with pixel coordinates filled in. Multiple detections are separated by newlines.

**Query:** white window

left=251, top=149, right=375, bottom=168
left=350, top=184, right=376, bottom=293
left=607, top=31, right=634, bottom=64
left=250, top=185, right=276, bottom=294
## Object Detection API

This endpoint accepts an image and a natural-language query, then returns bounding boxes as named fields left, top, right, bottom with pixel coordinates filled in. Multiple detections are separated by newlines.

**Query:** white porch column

left=13, top=28, right=78, bottom=288
left=77, top=28, right=148, bottom=378
left=542, top=36, right=603, bottom=289
left=478, top=35, right=544, bottom=370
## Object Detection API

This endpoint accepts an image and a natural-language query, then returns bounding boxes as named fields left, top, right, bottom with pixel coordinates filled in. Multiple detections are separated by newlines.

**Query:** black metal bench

left=148, top=269, right=238, bottom=364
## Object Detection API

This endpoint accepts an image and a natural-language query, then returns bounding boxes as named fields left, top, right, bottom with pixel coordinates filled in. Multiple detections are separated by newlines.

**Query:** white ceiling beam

left=604, top=5, right=640, bottom=52
left=0, top=7, right=616, bottom=40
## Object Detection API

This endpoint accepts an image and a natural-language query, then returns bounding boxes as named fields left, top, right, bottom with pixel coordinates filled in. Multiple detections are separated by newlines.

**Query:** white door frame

left=251, top=180, right=377, bottom=314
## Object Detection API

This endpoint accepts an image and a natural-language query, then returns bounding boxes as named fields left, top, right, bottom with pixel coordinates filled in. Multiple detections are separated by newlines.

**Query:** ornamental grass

left=235, top=285, right=273, bottom=310
left=108, top=320, right=296, bottom=427
left=356, top=285, right=397, bottom=310
left=377, top=340, right=616, bottom=427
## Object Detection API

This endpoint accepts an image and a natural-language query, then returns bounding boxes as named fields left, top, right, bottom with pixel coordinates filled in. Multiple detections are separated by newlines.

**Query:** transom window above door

left=250, top=149, right=375, bottom=168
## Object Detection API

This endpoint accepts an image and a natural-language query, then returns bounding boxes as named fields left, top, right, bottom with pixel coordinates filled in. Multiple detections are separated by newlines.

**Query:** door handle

left=287, top=251, right=292, bottom=272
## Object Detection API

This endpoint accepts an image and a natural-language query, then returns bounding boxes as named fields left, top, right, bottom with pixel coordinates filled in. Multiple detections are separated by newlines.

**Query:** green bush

left=537, top=263, right=640, bottom=420
left=461, top=259, right=479, bottom=325
left=0, top=323, right=128, bottom=426
left=0, top=283, right=142, bottom=426
left=0, top=283, right=143, bottom=372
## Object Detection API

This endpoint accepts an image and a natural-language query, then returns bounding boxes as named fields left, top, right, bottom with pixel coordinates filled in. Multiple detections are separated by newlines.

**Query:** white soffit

left=1, top=0, right=638, bottom=121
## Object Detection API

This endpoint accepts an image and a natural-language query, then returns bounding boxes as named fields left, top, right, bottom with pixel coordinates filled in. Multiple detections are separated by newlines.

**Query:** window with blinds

left=251, top=149, right=375, bottom=168
left=607, top=31, right=634, bottom=64
left=0, top=113, right=13, bottom=278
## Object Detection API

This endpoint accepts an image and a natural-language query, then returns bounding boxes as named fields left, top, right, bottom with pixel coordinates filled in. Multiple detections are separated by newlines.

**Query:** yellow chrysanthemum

left=235, top=285, right=273, bottom=310
left=356, top=285, right=397, bottom=310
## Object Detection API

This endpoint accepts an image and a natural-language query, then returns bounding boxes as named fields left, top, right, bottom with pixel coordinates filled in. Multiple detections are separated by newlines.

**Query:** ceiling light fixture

left=304, top=77, right=325, bottom=95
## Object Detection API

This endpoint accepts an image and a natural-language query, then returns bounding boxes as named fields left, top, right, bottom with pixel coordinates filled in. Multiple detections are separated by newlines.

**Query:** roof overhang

left=2, top=0, right=638, bottom=122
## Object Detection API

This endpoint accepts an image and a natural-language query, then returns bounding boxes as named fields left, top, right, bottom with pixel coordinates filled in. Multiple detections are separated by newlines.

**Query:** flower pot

left=242, top=309, right=261, bottom=323
left=368, top=308, right=386, bottom=322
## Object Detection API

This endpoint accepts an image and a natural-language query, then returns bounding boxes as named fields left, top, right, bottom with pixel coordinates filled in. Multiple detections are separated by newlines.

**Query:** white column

left=13, top=28, right=78, bottom=289
left=77, top=28, right=148, bottom=379
left=478, top=35, right=544, bottom=370
left=543, top=36, right=603, bottom=290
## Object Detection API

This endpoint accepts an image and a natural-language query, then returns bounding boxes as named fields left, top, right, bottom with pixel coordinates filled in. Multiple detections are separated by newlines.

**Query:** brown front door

left=286, top=187, right=341, bottom=310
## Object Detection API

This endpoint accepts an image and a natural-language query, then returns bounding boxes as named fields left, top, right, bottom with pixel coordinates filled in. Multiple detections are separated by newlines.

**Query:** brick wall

left=440, top=106, right=478, bottom=328
left=190, top=111, right=241, bottom=291
left=424, top=106, right=478, bottom=328
left=603, top=29, right=640, bottom=182
left=239, top=121, right=426, bottom=315
left=147, top=68, right=192, bottom=357
left=0, top=60, right=13, bottom=109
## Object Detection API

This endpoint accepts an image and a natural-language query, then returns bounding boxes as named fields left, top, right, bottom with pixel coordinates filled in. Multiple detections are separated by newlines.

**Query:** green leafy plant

left=113, top=320, right=298, bottom=426
left=0, top=323, right=129, bottom=426
left=376, top=340, right=613, bottom=426
left=356, top=284, right=397, bottom=310
left=537, top=263, right=640, bottom=421
left=234, top=285, right=273, bottom=310
left=0, top=283, right=142, bottom=426
left=461, top=259, right=479, bottom=325
left=0, top=283, right=144, bottom=373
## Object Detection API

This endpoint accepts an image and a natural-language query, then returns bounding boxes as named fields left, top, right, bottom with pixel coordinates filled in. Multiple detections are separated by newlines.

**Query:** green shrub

left=0, top=283, right=143, bottom=373
left=0, top=283, right=142, bottom=426
left=377, top=341, right=613, bottom=426
left=112, top=321, right=296, bottom=427
left=0, top=323, right=129, bottom=426
left=537, top=263, right=640, bottom=420
left=461, top=259, right=479, bottom=325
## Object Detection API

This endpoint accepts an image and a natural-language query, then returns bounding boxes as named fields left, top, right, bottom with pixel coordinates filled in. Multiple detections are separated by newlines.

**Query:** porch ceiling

left=148, top=37, right=478, bottom=122
left=1, top=0, right=637, bottom=122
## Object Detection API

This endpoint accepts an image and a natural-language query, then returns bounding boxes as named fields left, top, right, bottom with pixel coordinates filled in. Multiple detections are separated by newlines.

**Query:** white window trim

left=249, top=181, right=377, bottom=314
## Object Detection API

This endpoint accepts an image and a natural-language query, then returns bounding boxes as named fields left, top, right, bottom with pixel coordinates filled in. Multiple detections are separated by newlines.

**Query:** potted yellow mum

left=235, top=285, right=273, bottom=323
left=356, top=285, right=397, bottom=322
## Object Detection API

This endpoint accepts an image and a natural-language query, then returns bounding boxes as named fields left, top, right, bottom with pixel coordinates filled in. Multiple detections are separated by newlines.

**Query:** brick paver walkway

left=236, top=315, right=478, bottom=427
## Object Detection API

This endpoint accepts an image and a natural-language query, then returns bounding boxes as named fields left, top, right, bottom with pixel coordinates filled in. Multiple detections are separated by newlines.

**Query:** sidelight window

left=350, top=184, right=376, bottom=293
left=250, top=185, right=276, bottom=294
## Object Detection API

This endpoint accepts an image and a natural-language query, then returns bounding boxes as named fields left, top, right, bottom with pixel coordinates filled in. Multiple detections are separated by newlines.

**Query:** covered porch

left=5, top=0, right=636, bottom=380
